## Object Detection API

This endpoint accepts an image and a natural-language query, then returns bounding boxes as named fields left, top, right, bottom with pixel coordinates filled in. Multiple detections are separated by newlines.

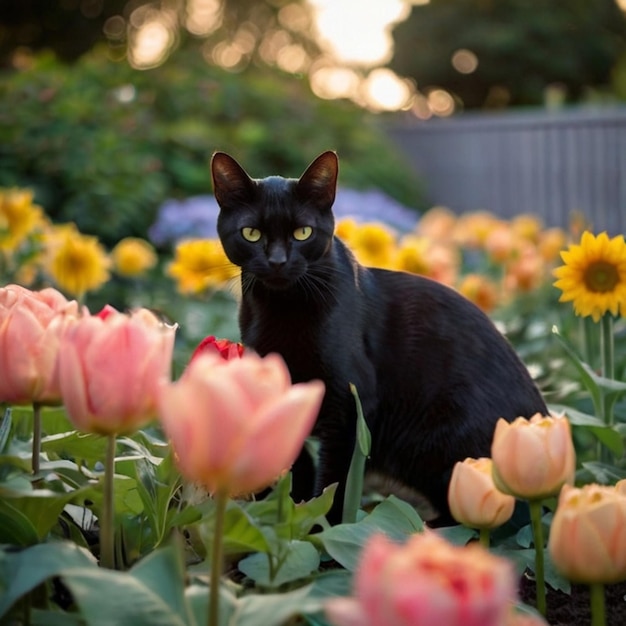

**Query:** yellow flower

left=167, top=238, right=239, bottom=295
left=350, top=222, right=396, bottom=268
left=0, top=188, right=45, bottom=251
left=111, top=237, right=158, bottom=277
left=395, top=235, right=431, bottom=275
left=46, top=224, right=111, bottom=298
left=458, top=273, right=499, bottom=313
left=335, top=218, right=359, bottom=246
left=511, top=213, right=543, bottom=244
left=553, top=230, right=626, bottom=322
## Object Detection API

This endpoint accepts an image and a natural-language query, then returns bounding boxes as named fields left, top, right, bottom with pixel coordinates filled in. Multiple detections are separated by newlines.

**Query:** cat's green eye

left=293, top=226, right=313, bottom=241
left=242, top=227, right=262, bottom=242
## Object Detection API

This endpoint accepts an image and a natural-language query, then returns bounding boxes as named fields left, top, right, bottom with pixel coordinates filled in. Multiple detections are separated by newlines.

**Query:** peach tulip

left=158, top=352, right=324, bottom=496
left=325, top=531, right=517, bottom=626
left=548, top=483, right=626, bottom=584
left=491, top=413, right=576, bottom=500
left=57, top=307, right=176, bottom=435
left=0, top=284, right=86, bottom=405
left=448, top=457, right=515, bottom=530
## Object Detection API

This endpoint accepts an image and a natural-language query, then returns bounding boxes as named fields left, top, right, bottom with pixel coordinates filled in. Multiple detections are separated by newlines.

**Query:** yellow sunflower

left=46, top=224, right=111, bottom=298
left=553, top=231, right=626, bottom=322
left=167, top=238, right=239, bottom=295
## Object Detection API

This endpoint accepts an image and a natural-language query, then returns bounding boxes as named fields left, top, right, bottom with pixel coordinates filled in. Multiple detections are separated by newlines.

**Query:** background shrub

left=0, top=49, right=423, bottom=246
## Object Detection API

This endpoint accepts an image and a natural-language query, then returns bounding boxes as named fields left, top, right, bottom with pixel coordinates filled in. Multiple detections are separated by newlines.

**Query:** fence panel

left=384, top=107, right=626, bottom=235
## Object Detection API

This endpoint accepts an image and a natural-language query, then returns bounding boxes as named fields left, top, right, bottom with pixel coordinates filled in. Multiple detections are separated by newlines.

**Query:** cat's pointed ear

left=211, top=152, right=256, bottom=206
left=296, top=151, right=338, bottom=209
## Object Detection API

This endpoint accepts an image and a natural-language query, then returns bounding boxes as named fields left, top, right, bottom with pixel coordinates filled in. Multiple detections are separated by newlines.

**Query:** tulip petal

left=228, top=380, right=324, bottom=495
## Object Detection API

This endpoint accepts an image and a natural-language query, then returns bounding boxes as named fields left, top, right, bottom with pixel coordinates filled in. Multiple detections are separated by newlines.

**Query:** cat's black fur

left=212, top=150, right=547, bottom=525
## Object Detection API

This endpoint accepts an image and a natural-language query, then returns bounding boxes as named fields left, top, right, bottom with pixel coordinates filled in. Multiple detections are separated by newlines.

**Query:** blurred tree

left=0, top=0, right=320, bottom=70
left=389, top=0, right=626, bottom=109
left=0, top=0, right=128, bottom=65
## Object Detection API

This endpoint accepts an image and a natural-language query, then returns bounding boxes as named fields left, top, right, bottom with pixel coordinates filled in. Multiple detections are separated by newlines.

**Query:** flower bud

left=491, top=413, right=575, bottom=500
left=448, top=457, right=515, bottom=529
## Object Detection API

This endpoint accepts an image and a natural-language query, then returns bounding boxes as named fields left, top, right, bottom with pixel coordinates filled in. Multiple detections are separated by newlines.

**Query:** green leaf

left=0, top=498, right=39, bottom=546
left=0, top=541, right=96, bottom=618
left=342, top=384, right=371, bottom=524
left=238, top=540, right=320, bottom=587
left=63, top=566, right=188, bottom=626
left=199, top=500, right=271, bottom=556
left=186, top=583, right=237, bottom=626
left=244, top=480, right=336, bottom=541
left=581, top=461, right=626, bottom=484
left=42, top=431, right=108, bottom=466
left=0, top=486, right=88, bottom=540
left=130, top=543, right=191, bottom=624
left=550, top=403, right=625, bottom=456
left=552, top=326, right=601, bottom=409
left=316, top=495, right=424, bottom=570
left=307, top=569, right=353, bottom=601
left=435, top=524, right=477, bottom=546
left=234, top=584, right=322, bottom=626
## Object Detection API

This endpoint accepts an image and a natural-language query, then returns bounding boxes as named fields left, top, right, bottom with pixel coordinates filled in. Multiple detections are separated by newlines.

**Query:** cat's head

left=212, top=151, right=338, bottom=291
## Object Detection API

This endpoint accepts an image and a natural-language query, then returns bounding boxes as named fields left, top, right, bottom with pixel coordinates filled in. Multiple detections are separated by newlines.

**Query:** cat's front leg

left=315, top=428, right=356, bottom=525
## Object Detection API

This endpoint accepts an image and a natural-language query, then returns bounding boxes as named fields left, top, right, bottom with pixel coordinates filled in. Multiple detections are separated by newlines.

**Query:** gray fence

left=384, top=107, right=626, bottom=236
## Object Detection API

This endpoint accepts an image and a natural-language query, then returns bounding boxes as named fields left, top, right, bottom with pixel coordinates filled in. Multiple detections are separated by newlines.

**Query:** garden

left=2, top=45, right=626, bottom=626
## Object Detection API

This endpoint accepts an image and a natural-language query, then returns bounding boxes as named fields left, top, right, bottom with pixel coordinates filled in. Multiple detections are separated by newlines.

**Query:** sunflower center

left=583, top=261, right=619, bottom=293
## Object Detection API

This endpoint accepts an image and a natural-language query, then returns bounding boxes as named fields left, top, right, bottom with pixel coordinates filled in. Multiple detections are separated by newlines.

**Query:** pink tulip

left=57, top=307, right=176, bottom=435
left=158, top=352, right=324, bottom=496
left=325, top=531, right=517, bottom=626
left=548, top=483, right=626, bottom=584
left=448, top=457, right=515, bottom=530
left=0, top=284, right=86, bottom=405
left=491, top=413, right=576, bottom=500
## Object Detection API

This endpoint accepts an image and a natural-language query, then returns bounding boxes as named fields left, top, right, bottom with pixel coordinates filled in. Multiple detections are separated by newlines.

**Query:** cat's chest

left=240, top=298, right=326, bottom=383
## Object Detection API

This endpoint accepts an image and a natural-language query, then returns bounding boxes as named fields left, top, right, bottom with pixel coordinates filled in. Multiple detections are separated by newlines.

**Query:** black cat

left=212, top=150, right=547, bottom=525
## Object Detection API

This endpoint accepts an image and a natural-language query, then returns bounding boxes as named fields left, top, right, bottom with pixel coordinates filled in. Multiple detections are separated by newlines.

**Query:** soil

left=519, top=575, right=626, bottom=625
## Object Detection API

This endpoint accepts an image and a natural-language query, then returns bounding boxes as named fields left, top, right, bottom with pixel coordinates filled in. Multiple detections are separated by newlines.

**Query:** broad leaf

left=238, top=540, right=320, bottom=587
left=0, top=498, right=39, bottom=546
left=0, top=485, right=88, bottom=539
left=0, top=541, right=96, bottom=618
left=550, top=403, right=625, bottom=456
left=234, top=584, right=323, bottom=626
left=316, top=495, right=424, bottom=570
left=64, top=546, right=193, bottom=626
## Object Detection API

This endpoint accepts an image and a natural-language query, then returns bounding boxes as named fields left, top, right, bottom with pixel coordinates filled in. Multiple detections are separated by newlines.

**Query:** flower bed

left=2, top=187, right=626, bottom=625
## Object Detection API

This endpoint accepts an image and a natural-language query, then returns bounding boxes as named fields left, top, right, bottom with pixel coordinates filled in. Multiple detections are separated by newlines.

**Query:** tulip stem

left=100, top=434, right=116, bottom=569
left=479, top=528, right=490, bottom=548
left=590, top=582, right=606, bottom=626
left=529, top=500, right=546, bottom=616
left=209, top=489, right=228, bottom=626
left=31, top=402, right=42, bottom=478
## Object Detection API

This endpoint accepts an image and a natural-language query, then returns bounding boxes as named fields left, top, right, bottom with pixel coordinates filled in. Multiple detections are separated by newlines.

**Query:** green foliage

left=0, top=48, right=422, bottom=246
left=391, top=0, right=626, bottom=108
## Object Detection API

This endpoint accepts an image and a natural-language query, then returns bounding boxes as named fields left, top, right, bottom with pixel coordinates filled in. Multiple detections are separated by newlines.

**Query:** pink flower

left=325, top=531, right=517, bottom=626
left=0, top=284, right=86, bottom=405
left=158, top=352, right=324, bottom=496
left=189, top=335, right=244, bottom=363
left=57, top=307, right=176, bottom=435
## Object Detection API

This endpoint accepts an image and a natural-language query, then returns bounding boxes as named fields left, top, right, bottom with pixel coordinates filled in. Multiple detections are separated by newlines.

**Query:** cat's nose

left=268, top=246, right=287, bottom=269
